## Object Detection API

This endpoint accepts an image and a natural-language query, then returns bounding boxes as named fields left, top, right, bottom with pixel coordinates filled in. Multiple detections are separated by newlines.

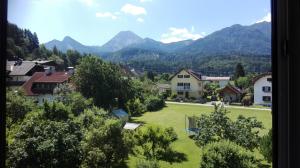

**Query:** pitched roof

left=252, top=72, right=272, bottom=84
left=219, top=85, right=243, bottom=94
left=169, top=68, right=202, bottom=81
left=34, top=72, right=70, bottom=83
left=7, top=61, right=37, bottom=76
left=201, top=76, right=231, bottom=81
left=22, top=72, right=70, bottom=96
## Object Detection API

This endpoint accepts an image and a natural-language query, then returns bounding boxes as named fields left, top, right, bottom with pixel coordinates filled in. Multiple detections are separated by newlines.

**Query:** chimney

left=44, top=67, right=51, bottom=76
left=67, top=67, right=74, bottom=75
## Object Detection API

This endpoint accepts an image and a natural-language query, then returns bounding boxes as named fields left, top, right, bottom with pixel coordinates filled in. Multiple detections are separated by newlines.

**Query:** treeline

left=127, top=54, right=271, bottom=76
left=6, top=22, right=87, bottom=70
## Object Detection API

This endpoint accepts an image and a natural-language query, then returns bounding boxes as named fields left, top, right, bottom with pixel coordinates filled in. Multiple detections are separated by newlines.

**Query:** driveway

left=165, top=101, right=271, bottom=111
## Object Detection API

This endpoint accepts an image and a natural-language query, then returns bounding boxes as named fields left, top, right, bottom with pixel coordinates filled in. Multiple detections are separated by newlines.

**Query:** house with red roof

left=170, top=68, right=230, bottom=99
left=6, top=60, right=56, bottom=86
left=22, top=68, right=73, bottom=104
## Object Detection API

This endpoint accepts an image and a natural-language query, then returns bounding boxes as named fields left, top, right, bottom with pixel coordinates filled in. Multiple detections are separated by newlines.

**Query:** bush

left=170, top=93, right=177, bottom=99
left=242, top=94, right=253, bottom=106
left=145, top=95, right=165, bottom=111
left=194, top=104, right=263, bottom=150
left=259, top=129, right=272, bottom=163
left=200, top=140, right=260, bottom=168
left=136, top=159, right=160, bottom=168
left=125, top=98, right=146, bottom=116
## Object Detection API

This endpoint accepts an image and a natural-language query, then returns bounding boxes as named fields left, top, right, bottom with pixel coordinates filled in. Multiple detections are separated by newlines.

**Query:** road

left=166, top=101, right=271, bottom=111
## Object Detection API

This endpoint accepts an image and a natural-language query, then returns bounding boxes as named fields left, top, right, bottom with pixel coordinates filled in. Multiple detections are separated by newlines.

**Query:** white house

left=253, top=72, right=272, bottom=106
left=170, top=69, right=230, bottom=99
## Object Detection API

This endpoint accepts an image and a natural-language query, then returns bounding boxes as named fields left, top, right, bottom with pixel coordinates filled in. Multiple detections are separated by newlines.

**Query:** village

left=6, top=58, right=272, bottom=167
left=6, top=59, right=272, bottom=108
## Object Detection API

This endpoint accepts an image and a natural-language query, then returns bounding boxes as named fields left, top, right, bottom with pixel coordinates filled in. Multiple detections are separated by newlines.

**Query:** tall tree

left=234, top=63, right=246, bottom=79
left=73, top=56, right=135, bottom=110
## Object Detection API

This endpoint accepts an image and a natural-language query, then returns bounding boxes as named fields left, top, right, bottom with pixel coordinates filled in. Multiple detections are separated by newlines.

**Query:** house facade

left=219, top=85, right=242, bottom=103
left=170, top=69, right=204, bottom=99
left=170, top=69, right=231, bottom=99
left=253, top=73, right=272, bottom=106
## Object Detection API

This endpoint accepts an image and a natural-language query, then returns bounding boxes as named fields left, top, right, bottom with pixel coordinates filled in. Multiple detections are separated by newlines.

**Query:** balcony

left=176, top=86, right=191, bottom=91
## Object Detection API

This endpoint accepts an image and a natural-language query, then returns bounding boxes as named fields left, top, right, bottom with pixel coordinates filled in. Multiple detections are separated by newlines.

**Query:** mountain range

left=44, top=22, right=271, bottom=74
left=44, top=21, right=271, bottom=58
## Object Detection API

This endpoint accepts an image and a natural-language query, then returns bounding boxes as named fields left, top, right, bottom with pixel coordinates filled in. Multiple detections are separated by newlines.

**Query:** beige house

left=170, top=69, right=230, bottom=99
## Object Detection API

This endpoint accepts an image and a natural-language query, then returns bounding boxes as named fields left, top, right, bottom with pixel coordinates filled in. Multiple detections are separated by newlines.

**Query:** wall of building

left=170, top=70, right=204, bottom=99
left=254, top=75, right=272, bottom=105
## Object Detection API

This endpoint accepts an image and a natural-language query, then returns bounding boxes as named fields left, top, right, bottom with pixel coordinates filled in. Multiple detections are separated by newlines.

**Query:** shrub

left=132, top=125, right=178, bottom=161
left=136, top=159, right=160, bottom=168
left=259, top=129, right=272, bottom=163
left=125, top=98, right=146, bottom=116
left=242, top=94, right=252, bottom=106
left=194, top=104, right=263, bottom=150
left=145, top=95, right=165, bottom=111
left=170, top=93, right=177, bottom=99
left=200, top=140, right=260, bottom=168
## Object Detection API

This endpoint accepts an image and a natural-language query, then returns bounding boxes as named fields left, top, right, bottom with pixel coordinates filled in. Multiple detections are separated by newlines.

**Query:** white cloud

left=121, top=4, right=147, bottom=16
left=139, top=0, right=152, bottom=2
left=79, top=0, right=95, bottom=6
left=256, top=12, right=271, bottom=23
left=161, top=27, right=204, bottom=43
left=96, top=12, right=118, bottom=20
left=137, top=17, right=144, bottom=22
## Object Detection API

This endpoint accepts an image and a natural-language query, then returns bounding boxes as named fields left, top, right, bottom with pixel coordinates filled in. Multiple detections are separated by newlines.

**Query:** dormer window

left=178, top=75, right=183, bottom=78
left=184, top=75, right=190, bottom=78
left=267, top=78, right=272, bottom=82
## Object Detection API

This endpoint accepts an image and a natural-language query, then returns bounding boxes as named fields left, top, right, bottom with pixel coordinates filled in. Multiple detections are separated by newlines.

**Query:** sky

left=8, top=0, right=271, bottom=46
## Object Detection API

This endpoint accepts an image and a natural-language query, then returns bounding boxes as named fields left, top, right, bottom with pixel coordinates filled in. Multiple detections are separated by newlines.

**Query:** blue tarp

left=112, top=109, right=128, bottom=118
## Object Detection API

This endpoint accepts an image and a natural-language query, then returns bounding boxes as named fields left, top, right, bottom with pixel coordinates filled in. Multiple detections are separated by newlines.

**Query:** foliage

left=6, top=23, right=39, bottom=60
left=43, top=101, right=72, bottom=121
left=144, top=95, right=165, bottom=111
left=73, top=56, right=136, bottom=110
left=59, top=92, right=93, bottom=116
left=241, top=94, right=253, bottom=106
left=146, top=71, right=156, bottom=81
left=200, top=140, right=260, bottom=168
left=125, top=98, right=146, bottom=116
left=81, top=119, right=129, bottom=168
left=136, top=159, right=160, bottom=168
left=234, top=63, right=246, bottom=79
left=203, top=82, right=220, bottom=99
left=6, top=89, right=35, bottom=124
left=132, top=125, right=178, bottom=161
left=6, top=112, right=82, bottom=168
left=75, top=106, right=110, bottom=131
left=194, top=104, right=263, bottom=150
left=259, top=129, right=272, bottom=163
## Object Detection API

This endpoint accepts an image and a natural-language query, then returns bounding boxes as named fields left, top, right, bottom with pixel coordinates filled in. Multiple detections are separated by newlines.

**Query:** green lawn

left=127, top=103, right=272, bottom=168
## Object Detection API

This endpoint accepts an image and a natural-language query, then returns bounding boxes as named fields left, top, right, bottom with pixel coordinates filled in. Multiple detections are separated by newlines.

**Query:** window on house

left=177, top=83, right=183, bottom=86
left=177, top=75, right=183, bottom=78
left=262, top=86, right=271, bottom=92
left=262, top=96, right=271, bottom=102
left=184, top=75, right=190, bottom=78
left=267, top=78, right=272, bottom=82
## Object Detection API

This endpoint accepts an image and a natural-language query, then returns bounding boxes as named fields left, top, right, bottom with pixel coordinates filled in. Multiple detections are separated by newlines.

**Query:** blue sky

left=8, top=0, right=271, bottom=45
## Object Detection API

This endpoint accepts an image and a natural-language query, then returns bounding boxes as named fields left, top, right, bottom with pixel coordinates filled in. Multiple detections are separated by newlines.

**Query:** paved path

left=166, top=101, right=271, bottom=111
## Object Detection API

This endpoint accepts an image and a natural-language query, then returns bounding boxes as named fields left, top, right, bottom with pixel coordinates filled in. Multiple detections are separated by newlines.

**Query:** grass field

left=126, top=103, right=272, bottom=168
